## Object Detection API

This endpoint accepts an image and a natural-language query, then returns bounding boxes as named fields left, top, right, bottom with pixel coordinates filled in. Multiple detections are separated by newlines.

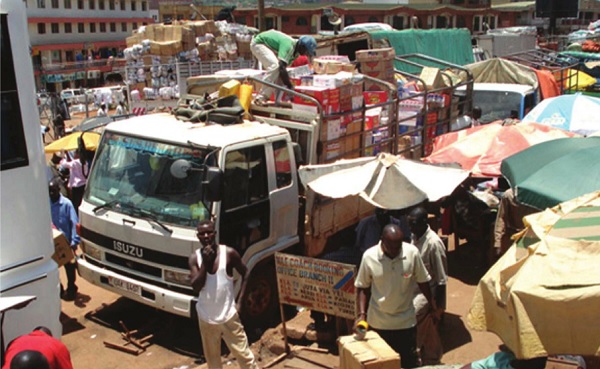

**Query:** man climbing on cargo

left=188, top=220, right=258, bottom=369
left=250, top=30, right=317, bottom=105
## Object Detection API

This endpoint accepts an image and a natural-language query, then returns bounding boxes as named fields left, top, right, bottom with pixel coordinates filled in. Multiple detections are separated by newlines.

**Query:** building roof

left=491, top=1, right=535, bottom=11
left=247, top=2, right=489, bottom=12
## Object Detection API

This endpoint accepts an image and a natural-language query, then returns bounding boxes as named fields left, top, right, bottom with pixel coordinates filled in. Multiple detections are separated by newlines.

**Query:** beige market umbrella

left=468, top=191, right=600, bottom=359
left=298, top=152, right=469, bottom=210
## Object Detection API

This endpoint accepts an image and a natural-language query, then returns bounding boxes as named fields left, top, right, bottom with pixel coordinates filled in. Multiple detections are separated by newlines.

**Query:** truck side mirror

left=202, top=167, right=222, bottom=202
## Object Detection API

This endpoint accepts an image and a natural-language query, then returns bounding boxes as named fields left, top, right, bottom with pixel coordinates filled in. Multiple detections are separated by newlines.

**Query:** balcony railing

left=33, top=58, right=126, bottom=73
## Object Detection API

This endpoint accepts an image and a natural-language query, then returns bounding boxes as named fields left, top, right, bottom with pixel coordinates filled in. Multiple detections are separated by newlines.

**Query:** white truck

left=1, top=0, right=62, bottom=351
left=76, top=55, right=473, bottom=325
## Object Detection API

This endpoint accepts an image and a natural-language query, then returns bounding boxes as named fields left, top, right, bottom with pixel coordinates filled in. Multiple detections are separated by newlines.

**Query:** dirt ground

left=59, top=236, right=510, bottom=369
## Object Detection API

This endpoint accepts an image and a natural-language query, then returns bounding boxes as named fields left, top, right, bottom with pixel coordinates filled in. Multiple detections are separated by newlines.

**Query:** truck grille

left=105, top=253, right=161, bottom=278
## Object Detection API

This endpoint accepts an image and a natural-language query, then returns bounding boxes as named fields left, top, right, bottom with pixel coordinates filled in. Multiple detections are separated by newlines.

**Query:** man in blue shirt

left=49, top=179, right=80, bottom=301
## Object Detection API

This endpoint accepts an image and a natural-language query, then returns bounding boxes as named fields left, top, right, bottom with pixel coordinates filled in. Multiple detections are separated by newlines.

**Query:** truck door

left=268, top=140, right=298, bottom=243
left=219, top=145, right=271, bottom=256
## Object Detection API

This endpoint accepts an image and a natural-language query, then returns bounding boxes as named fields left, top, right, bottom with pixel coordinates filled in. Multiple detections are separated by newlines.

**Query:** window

left=109, top=0, right=114, bottom=10
left=132, top=22, right=138, bottom=30
left=368, top=16, right=379, bottom=22
left=273, top=141, right=292, bottom=188
left=78, top=22, right=84, bottom=33
left=89, top=0, right=94, bottom=9
left=100, top=22, right=106, bottom=32
left=131, top=0, right=136, bottom=11
left=345, top=16, right=355, bottom=26
left=77, top=0, right=83, bottom=9
left=220, top=146, right=270, bottom=251
left=90, top=23, right=96, bottom=33
left=64, top=0, right=71, bottom=8
left=37, top=0, right=45, bottom=8
left=110, top=22, right=116, bottom=32
left=120, top=0, right=125, bottom=10
left=51, top=23, right=59, bottom=33
left=51, top=0, right=58, bottom=8
left=99, top=0, right=104, bottom=9
left=141, top=1, right=147, bottom=11
left=1, top=14, right=29, bottom=171
left=37, top=23, right=46, bottom=34
left=296, top=16, right=307, bottom=26
left=65, top=23, right=72, bottom=33
left=282, top=16, right=289, bottom=23
left=392, top=16, right=404, bottom=30
left=456, top=16, right=466, bottom=28
left=121, top=22, right=127, bottom=32
left=222, top=147, right=268, bottom=210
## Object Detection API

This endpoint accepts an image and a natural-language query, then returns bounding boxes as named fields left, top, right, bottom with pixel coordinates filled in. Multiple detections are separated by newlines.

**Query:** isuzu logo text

left=113, top=241, right=144, bottom=258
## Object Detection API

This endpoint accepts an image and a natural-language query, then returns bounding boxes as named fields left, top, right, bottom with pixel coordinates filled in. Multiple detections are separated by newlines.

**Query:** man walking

left=355, top=224, right=437, bottom=368
left=49, top=179, right=80, bottom=301
left=250, top=30, right=317, bottom=104
left=188, top=220, right=258, bottom=369
left=408, top=206, right=448, bottom=365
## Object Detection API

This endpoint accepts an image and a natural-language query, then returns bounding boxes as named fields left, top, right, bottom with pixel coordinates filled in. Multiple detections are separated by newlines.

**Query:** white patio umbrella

left=298, top=152, right=470, bottom=210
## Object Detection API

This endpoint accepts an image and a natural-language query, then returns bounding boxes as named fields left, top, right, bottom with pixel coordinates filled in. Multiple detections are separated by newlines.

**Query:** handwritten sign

left=275, top=252, right=356, bottom=319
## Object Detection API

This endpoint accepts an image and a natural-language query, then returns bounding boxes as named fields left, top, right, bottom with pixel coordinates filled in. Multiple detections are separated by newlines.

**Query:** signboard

left=275, top=252, right=356, bottom=319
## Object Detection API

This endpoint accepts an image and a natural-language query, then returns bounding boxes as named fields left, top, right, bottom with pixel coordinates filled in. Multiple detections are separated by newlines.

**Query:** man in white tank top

left=189, top=220, right=259, bottom=369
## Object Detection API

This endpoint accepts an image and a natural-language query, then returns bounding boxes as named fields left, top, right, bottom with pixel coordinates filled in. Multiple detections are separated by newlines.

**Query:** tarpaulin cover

left=468, top=191, right=600, bottom=359
left=369, top=29, right=474, bottom=74
left=462, top=58, right=539, bottom=90
left=423, top=122, right=576, bottom=177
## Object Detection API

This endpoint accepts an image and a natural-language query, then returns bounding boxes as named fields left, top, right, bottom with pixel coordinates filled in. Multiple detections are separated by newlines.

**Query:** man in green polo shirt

left=250, top=30, right=317, bottom=104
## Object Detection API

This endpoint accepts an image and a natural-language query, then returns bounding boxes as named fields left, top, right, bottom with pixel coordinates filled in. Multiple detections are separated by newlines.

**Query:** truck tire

left=240, top=263, right=278, bottom=327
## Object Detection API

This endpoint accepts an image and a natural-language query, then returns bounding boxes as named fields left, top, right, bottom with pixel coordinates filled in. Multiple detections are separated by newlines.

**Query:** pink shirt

left=60, top=158, right=87, bottom=188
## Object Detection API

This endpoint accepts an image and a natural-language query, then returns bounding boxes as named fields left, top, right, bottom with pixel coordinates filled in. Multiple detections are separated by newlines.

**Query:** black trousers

left=70, top=185, right=85, bottom=213
left=373, top=326, right=418, bottom=368
left=63, top=261, right=77, bottom=292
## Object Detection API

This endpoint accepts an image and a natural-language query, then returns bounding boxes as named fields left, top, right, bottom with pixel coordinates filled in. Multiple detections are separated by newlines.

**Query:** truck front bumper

left=78, top=257, right=195, bottom=318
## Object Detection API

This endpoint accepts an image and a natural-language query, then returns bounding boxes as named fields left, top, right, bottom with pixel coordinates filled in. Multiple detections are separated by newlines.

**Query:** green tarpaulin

left=369, top=28, right=474, bottom=73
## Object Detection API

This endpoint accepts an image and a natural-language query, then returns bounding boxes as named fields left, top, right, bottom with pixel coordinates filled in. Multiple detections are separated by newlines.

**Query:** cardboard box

left=545, top=357, right=580, bottom=369
left=356, top=47, right=396, bottom=62
left=420, top=66, right=443, bottom=89
left=338, top=325, right=401, bottom=369
left=360, top=59, right=395, bottom=73
left=294, top=86, right=330, bottom=106
left=52, top=229, right=74, bottom=267
left=313, top=59, right=355, bottom=75
left=364, top=91, right=389, bottom=106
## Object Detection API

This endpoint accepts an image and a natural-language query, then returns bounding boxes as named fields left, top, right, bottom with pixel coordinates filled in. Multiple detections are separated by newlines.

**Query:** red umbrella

left=423, top=122, right=577, bottom=177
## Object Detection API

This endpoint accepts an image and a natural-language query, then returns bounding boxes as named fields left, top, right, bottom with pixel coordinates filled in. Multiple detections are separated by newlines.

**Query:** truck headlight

left=164, top=270, right=191, bottom=286
left=83, top=242, right=102, bottom=260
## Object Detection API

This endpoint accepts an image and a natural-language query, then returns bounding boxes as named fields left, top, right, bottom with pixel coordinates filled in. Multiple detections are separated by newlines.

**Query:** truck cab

left=457, top=83, right=537, bottom=124
left=77, top=116, right=299, bottom=320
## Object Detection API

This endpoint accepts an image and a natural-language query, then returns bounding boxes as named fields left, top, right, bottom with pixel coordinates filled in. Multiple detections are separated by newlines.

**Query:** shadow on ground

left=60, top=312, right=86, bottom=335
left=447, top=241, right=489, bottom=286
left=439, top=312, right=472, bottom=353
left=83, top=297, right=281, bottom=359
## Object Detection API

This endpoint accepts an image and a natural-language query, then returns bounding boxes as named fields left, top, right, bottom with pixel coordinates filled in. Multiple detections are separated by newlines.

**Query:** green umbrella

left=501, top=137, right=600, bottom=210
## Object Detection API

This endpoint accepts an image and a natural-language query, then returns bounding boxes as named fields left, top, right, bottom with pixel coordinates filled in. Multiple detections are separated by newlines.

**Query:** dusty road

left=59, top=238, right=504, bottom=369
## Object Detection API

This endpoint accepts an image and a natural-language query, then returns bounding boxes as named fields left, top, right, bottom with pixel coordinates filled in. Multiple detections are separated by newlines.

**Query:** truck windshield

left=473, top=91, right=522, bottom=124
left=85, top=132, right=212, bottom=227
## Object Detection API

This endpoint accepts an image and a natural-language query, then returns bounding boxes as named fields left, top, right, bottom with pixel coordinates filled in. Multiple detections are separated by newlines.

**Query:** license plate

left=108, top=276, right=141, bottom=295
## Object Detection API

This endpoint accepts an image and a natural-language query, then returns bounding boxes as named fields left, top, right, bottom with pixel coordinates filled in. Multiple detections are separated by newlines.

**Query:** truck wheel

left=240, top=265, right=278, bottom=326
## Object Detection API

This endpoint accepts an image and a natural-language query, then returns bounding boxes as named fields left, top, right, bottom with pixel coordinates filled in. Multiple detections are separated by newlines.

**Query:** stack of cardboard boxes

left=291, top=65, right=365, bottom=162
left=356, top=48, right=396, bottom=92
